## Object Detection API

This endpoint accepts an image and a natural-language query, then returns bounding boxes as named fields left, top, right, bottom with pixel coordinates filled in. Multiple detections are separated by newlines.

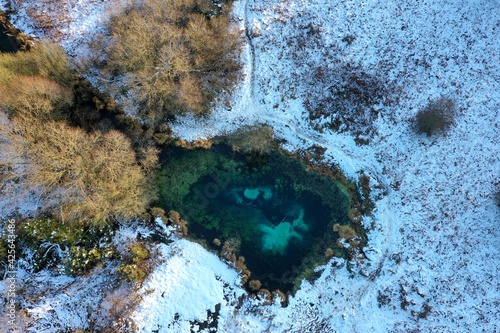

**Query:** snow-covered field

left=1, top=0, right=499, bottom=332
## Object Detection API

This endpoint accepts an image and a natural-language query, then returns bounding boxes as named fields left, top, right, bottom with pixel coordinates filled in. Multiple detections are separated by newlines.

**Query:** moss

left=66, top=246, right=113, bottom=274
left=156, top=149, right=221, bottom=208
left=118, top=264, right=147, bottom=283
left=130, top=243, right=149, bottom=263
left=18, top=217, right=115, bottom=274
left=118, top=241, right=151, bottom=284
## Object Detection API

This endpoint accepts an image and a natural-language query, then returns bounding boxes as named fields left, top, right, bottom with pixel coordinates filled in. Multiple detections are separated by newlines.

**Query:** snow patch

left=132, top=239, right=245, bottom=332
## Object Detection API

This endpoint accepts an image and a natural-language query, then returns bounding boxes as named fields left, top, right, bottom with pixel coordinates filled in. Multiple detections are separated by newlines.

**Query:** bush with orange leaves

left=100, top=0, right=241, bottom=124
left=0, top=109, right=154, bottom=224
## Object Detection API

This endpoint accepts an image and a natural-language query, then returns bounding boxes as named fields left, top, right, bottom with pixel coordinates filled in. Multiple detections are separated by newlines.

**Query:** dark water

left=157, top=143, right=350, bottom=292
left=0, top=16, right=18, bottom=52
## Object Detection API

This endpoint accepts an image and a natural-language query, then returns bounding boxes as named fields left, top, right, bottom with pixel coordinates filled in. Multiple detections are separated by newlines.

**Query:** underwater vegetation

left=156, top=143, right=361, bottom=294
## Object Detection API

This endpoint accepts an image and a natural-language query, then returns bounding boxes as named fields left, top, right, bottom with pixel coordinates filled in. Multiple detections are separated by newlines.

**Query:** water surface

left=157, top=143, right=351, bottom=292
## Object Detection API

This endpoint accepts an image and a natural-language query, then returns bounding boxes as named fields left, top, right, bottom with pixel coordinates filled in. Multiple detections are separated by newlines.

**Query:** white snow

left=1, top=0, right=499, bottom=331
left=23, top=270, right=106, bottom=331
left=132, top=238, right=245, bottom=332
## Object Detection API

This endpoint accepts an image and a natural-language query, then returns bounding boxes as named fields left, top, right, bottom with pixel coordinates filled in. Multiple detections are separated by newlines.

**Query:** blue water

left=157, top=143, right=350, bottom=292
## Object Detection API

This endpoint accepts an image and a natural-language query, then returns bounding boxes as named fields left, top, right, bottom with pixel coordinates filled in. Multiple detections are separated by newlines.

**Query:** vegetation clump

left=1, top=114, right=154, bottom=223
left=174, top=139, right=213, bottom=150
left=227, top=125, right=276, bottom=158
left=0, top=41, right=156, bottom=224
left=249, top=279, right=262, bottom=291
left=100, top=0, right=241, bottom=124
left=0, top=40, right=73, bottom=86
left=333, top=223, right=357, bottom=240
left=324, top=247, right=334, bottom=259
left=118, top=242, right=151, bottom=284
left=415, top=97, right=456, bottom=136
left=168, top=210, right=189, bottom=236
left=17, top=217, right=116, bottom=274
left=0, top=75, right=73, bottom=119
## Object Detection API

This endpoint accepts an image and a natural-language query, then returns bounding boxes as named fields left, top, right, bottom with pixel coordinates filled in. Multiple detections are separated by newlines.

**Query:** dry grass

left=228, top=125, right=276, bottom=157
left=333, top=223, right=357, bottom=239
left=0, top=75, right=73, bottom=119
left=0, top=40, right=73, bottom=86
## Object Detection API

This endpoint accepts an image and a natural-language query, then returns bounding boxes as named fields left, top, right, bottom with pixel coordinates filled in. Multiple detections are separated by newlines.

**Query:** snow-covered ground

left=132, top=238, right=245, bottom=333
left=1, top=0, right=499, bottom=331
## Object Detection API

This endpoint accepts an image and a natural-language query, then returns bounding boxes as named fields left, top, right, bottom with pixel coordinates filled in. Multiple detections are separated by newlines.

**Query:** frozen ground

left=132, top=237, right=245, bottom=333
left=1, top=0, right=499, bottom=332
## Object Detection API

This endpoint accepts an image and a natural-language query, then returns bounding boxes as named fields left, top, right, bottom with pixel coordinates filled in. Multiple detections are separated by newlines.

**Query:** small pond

left=157, top=143, right=353, bottom=293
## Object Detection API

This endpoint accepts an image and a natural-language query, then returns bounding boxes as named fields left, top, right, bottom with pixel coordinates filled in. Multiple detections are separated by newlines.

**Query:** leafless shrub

left=415, top=97, right=456, bottom=136
left=96, top=0, right=241, bottom=125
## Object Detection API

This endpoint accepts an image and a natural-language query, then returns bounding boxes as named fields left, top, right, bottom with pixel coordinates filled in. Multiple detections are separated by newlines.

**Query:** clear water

left=157, top=143, right=351, bottom=292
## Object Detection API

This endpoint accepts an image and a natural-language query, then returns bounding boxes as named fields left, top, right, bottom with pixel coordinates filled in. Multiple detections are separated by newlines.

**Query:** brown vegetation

left=228, top=125, right=276, bottom=157
left=100, top=0, right=241, bottom=124
left=0, top=40, right=73, bottom=86
left=348, top=208, right=363, bottom=224
left=256, top=288, right=272, bottom=304
left=249, top=279, right=262, bottom=291
left=174, top=139, right=213, bottom=150
left=333, top=224, right=357, bottom=240
left=0, top=111, right=153, bottom=223
left=149, top=207, right=169, bottom=222
left=272, top=289, right=287, bottom=306
left=0, top=40, right=160, bottom=224
left=220, top=239, right=252, bottom=284
left=0, top=75, right=73, bottom=119
left=168, top=210, right=188, bottom=236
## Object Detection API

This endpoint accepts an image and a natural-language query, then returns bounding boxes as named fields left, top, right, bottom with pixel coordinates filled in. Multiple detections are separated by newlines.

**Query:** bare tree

left=101, top=0, right=241, bottom=124
left=0, top=110, right=154, bottom=223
